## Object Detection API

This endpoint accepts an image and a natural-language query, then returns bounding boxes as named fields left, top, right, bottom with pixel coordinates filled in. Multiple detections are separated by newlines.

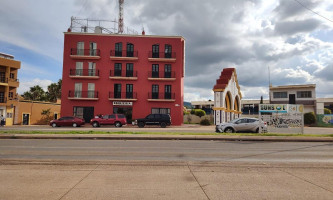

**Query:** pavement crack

left=278, top=168, right=333, bottom=194
left=187, top=163, right=210, bottom=200
left=58, top=164, right=99, bottom=200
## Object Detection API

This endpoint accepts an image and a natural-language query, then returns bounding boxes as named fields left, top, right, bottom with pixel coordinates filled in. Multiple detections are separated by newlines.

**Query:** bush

left=190, top=109, right=195, bottom=115
left=200, top=118, right=211, bottom=126
left=195, top=109, right=206, bottom=118
left=304, top=112, right=316, bottom=125
left=324, top=108, right=332, bottom=114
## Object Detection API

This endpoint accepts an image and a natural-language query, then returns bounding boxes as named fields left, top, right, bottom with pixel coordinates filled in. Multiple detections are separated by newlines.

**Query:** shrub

left=200, top=118, right=211, bottom=126
left=195, top=109, right=206, bottom=118
left=304, top=112, right=316, bottom=125
left=324, top=108, right=332, bottom=114
left=190, top=109, right=195, bottom=114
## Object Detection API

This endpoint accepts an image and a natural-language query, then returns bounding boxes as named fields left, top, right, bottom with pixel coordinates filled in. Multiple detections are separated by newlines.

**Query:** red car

left=50, top=116, right=85, bottom=127
left=90, top=114, right=127, bottom=127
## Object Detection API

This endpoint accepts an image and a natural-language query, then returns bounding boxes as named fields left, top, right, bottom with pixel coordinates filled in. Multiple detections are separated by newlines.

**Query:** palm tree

left=22, top=85, right=46, bottom=101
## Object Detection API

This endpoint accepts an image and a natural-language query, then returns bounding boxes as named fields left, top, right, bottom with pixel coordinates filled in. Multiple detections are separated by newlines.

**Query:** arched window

left=152, top=44, right=159, bottom=58
left=165, top=44, right=172, bottom=58
left=127, top=43, right=134, bottom=57
left=115, top=42, right=122, bottom=57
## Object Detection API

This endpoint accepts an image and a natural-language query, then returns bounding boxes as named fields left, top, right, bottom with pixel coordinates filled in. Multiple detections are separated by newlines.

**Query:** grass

left=0, top=130, right=332, bottom=137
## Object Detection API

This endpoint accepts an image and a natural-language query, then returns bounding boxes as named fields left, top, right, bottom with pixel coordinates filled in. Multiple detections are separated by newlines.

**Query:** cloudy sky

left=1, top=0, right=332, bottom=101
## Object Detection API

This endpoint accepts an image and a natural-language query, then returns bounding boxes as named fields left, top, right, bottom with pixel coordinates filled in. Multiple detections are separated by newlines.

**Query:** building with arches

left=213, top=68, right=242, bottom=124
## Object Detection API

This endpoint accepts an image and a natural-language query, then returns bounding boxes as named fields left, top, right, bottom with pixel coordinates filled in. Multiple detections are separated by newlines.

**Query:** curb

left=0, top=134, right=332, bottom=142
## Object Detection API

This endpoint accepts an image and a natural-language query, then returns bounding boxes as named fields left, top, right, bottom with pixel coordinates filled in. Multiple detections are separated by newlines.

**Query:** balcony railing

left=70, top=48, right=100, bottom=56
left=110, top=50, right=138, bottom=57
left=68, top=90, right=99, bottom=99
left=148, top=92, right=175, bottom=100
left=109, top=70, right=138, bottom=78
left=148, top=51, right=176, bottom=59
left=9, top=78, right=19, bottom=82
left=148, top=71, right=176, bottom=79
left=0, top=97, right=7, bottom=103
left=0, top=77, right=8, bottom=83
left=109, top=92, right=137, bottom=99
left=69, top=69, right=100, bottom=77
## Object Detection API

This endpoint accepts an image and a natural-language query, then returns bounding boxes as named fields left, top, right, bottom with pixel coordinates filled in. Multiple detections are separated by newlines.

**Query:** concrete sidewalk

left=0, top=133, right=332, bottom=142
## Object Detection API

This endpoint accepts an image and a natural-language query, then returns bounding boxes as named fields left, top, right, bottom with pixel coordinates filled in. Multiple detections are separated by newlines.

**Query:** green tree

left=195, top=109, right=206, bottom=118
left=304, top=112, right=316, bottom=125
left=324, top=108, right=332, bottom=114
left=46, top=79, right=62, bottom=102
left=22, top=85, right=46, bottom=101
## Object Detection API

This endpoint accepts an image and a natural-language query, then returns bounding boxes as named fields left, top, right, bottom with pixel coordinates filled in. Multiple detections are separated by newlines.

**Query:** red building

left=61, top=32, right=185, bottom=125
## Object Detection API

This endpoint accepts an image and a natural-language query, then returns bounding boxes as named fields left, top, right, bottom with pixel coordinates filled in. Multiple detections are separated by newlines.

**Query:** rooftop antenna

left=118, top=0, right=124, bottom=34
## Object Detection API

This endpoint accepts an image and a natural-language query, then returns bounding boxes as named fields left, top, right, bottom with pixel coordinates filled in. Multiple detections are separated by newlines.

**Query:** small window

left=297, top=91, right=312, bottom=98
left=118, top=114, right=126, bottom=118
left=109, top=115, right=116, bottom=119
left=273, top=92, right=287, bottom=98
left=247, top=119, right=257, bottom=123
left=102, top=115, right=109, bottom=119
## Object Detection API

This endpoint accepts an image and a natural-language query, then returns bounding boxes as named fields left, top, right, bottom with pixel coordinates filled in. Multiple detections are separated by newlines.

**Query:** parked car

left=135, top=114, right=171, bottom=128
left=50, top=116, right=85, bottom=127
left=90, top=114, right=127, bottom=127
left=215, top=117, right=267, bottom=133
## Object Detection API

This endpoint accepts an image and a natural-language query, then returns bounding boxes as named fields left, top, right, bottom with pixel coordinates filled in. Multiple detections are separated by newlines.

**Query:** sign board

left=259, top=104, right=303, bottom=114
left=113, top=101, right=133, bottom=106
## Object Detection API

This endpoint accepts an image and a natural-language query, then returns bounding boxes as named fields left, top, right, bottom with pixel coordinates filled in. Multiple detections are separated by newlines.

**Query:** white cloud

left=18, top=79, right=53, bottom=95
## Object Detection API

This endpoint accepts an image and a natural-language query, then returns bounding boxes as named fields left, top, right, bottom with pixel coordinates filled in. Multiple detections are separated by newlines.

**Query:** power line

left=293, top=0, right=333, bottom=23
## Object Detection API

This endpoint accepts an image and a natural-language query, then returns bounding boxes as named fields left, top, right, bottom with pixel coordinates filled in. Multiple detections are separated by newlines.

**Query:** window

left=152, top=64, right=159, bottom=78
left=8, top=92, right=13, bottom=99
left=126, top=84, right=133, bottom=99
left=114, top=84, right=121, bottom=98
left=297, top=91, right=312, bottom=98
left=152, top=108, right=170, bottom=114
left=73, top=107, right=84, bottom=118
left=88, top=62, right=96, bottom=76
left=88, top=83, right=95, bottom=98
left=164, top=64, right=171, bottom=78
left=115, top=63, right=122, bottom=76
left=115, top=42, right=122, bottom=57
left=74, top=83, right=82, bottom=98
left=126, top=63, right=134, bottom=77
left=10, top=73, right=15, bottom=79
left=127, top=43, right=134, bottom=57
left=165, top=85, right=172, bottom=99
left=273, top=92, right=287, bottom=98
left=152, top=85, right=159, bottom=99
left=109, top=115, right=116, bottom=119
left=75, top=62, right=83, bottom=76
left=90, top=42, right=97, bottom=56
left=165, top=44, right=172, bottom=58
left=77, top=42, right=84, bottom=55
left=152, top=44, right=159, bottom=58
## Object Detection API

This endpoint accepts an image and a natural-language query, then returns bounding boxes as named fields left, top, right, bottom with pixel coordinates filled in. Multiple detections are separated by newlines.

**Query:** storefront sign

left=260, top=104, right=287, bottom=113
left=113, top=101, right=133, bottom=106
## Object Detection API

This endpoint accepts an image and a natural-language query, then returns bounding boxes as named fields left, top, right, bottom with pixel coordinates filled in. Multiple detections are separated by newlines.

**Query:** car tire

left=256, top=128, right=259, bottom=133
left=72, top=123, right=78, bottom=127
left=115, top=122, right=122, bottom=127
left=52, top=123, right=57, bottom=128
left=138, top=122, right=145, bottom=128
left=160, top=122, right=166, bottom=128
left=224, top=127, right=234, bottom=133
left=92, top=122, right=99, bottom=127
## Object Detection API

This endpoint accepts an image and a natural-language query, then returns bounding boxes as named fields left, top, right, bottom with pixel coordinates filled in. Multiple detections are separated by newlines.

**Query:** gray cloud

left=274, top=0, right=321, bottom=20
left=314, top=64, right=333, bottom=81
left=275, top=19, right=322, bottom=35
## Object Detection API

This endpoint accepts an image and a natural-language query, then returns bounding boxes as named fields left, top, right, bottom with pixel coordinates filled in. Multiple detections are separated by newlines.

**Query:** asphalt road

left=1, top=140, right=333, bottom=200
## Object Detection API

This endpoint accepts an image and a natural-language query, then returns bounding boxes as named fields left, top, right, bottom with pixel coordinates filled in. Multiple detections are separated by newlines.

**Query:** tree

left=195, top=109, right=206, bottom=118
left=324, top=108, right=332, bottom=114
left=46, top=79, right=62, bottom=102
left=304, top=112, right=316, bottom=125
left=22, top=85, right=46, bottom=101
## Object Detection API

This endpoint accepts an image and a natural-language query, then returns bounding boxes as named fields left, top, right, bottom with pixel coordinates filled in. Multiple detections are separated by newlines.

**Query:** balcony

left=0, top=77, right=8, bottom=86
left=69, top=69, right=100, bottom=79
left=108, top=92, right=137, bottom=101
left=70, top=49, right=101, bottom=60
left=109, top=70, right=138, bottom=80
left=148, top=52, right=176, bottom=62
left=8, top=78, right=19, bottom=87
left=0, top=97, right=7, bottom=105
left=110, top=50, right=138, bottom=61
left=147, top=92, right=175, bottom=102
left=148, top=71, right=176, bottom=81
left=68, top=90, right=99, bottom=100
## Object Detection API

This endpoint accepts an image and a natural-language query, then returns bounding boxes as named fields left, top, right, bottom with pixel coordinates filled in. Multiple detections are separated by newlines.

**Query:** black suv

left=136, top=114, right=171, bottom=128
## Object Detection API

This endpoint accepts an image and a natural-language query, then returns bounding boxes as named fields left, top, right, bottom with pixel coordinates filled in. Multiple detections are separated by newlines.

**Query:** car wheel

left=160, top=122, right=166, bottom=128
left=92, top=122, right=99, bottom=127
left=138, top=122, right=145, bottom=128
left=256, top=128, right=259, bottom=133
left=224, top=127, right=234, bottom=133
left=72, top=123, right=78, bottom=127
left=52, top=123, right=57, bottom=128
left=115, top=122, right=122, bottom=127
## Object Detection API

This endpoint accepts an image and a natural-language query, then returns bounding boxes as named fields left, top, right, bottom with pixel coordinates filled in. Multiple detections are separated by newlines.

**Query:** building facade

left=213, top=68, right=242, bottom=125
left=269, top=84, right=316, bottom=113
left=61, top=32, right=185, bottom=125
left=0, top=53, right=20, bottom=126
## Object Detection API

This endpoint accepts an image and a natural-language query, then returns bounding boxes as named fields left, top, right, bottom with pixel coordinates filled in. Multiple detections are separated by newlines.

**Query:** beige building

left=0, top=52, right=20, bottom=126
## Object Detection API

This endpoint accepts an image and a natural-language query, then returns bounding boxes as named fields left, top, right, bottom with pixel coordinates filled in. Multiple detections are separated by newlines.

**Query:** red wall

left=61, top=33, right=185, bottom=125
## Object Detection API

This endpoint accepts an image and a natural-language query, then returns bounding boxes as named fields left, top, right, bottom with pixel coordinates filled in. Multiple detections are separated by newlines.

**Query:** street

left=0, top=139, right=332, bottom=199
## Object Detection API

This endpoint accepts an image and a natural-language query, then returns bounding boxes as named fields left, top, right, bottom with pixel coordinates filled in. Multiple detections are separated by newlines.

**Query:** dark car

left=90, top=114, right=127, bottom=127
left=135, top=114, right=171, bottom=128
left=50, top=116, right=85, bottom=127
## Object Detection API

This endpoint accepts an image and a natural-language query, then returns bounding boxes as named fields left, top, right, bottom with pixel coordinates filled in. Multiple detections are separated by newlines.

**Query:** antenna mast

left=118, top=0, right=124, bottom=34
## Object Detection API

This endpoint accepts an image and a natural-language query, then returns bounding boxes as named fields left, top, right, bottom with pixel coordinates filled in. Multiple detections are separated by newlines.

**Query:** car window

left=102, top=115, right=108, bottom=119
left=147, top=114, right=154, bottom=119
left=236, top=119, right=247, bottom=124
left=109, top=115, right=116, bottom=119
left=118, top=114, right=125, bottom=118
left=247, top=119, right=257, bottom=123
left=58, top=117, right=65, bottom=121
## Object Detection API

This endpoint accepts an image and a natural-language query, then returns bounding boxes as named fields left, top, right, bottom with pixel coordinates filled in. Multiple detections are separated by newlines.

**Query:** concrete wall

left=183, top=114, right=214, bottom=124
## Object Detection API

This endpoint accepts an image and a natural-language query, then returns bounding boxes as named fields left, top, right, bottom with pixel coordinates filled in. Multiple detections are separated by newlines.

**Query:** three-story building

left=61, top=31, right=185, bottom=125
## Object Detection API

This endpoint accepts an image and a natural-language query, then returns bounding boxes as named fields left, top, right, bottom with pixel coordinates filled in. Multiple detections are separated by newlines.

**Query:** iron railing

left=148, top=51, right=176, bottom=59
left=109, top=92, right=137, bottom=99
left=110, top=70, right=138, bottom=78
left=148, top=92, right=175, bottom=100
left=148, top=71, right=175, bottom=78
left=110, top=50, right=138, bottom=57
left=69, top=69, right=100, bottom=76
left=70, top=48, right=100, bottom=56
left=68, top=90, right=99, bottom=98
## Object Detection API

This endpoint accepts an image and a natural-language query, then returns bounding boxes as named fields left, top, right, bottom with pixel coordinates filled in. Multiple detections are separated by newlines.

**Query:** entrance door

left=83, top=107, right=94, bottom=123
left=289, top=94, right=296, bottom=104
left=23, top=114, right=30, bottom=125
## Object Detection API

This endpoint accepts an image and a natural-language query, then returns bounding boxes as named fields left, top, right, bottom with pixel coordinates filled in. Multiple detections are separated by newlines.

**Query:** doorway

left=289, top=94, right=296, bottom=104
left=23, top=113, right=30, bottom=125
left=113, top=107, right=132, bottom=123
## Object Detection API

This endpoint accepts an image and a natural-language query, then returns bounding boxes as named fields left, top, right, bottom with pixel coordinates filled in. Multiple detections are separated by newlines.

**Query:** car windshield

left=228, top=118, right=239, bottom=123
